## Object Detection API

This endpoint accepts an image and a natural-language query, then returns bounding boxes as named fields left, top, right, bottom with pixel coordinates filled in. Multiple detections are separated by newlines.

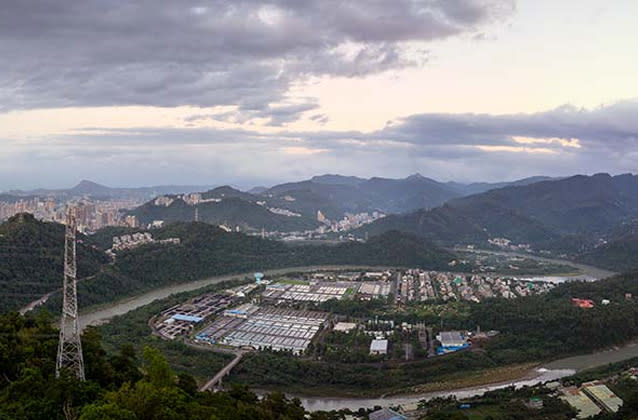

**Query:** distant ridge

left=125, top=173, right=564, bottom=231
left=7, top=180, right=215, bottom=201
left=361, top=173, right=638, bottom=249
left=310, top=174, right=366, bottom=186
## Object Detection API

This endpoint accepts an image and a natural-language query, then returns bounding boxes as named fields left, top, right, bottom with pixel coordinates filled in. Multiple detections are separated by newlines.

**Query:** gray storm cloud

left=0, top=0, right=514, bottom=114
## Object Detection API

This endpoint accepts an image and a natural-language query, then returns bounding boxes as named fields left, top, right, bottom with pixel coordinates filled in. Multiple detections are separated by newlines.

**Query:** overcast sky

left=1, top=0, right=637, bottom=190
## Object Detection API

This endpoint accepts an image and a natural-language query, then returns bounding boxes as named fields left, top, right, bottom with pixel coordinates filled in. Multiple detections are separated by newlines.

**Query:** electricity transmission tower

left=56, top=207, right=85, bottom=381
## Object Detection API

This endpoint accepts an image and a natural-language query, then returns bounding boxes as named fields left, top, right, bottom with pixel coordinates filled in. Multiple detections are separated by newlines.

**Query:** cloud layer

left=1, top=0, right=514, bottom=115
left=2, top=100, right=636, bottom=189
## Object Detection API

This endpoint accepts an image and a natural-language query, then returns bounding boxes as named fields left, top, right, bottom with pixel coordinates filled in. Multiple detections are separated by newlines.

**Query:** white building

left=370, top=339, right=388, bottom=355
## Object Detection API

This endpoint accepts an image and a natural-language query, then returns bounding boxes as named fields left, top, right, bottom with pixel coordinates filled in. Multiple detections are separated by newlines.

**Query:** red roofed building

left=572, top=298, right=595, bottom=309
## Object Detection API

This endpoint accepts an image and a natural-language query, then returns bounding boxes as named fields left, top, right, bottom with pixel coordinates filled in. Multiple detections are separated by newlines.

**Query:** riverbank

left=79, top=264, right=394, bottom=330
left=288, top=340, right=638, bottom=411
left=454, top=248, right=616, bottom=282
left=286, top=367, right=575, bottom=412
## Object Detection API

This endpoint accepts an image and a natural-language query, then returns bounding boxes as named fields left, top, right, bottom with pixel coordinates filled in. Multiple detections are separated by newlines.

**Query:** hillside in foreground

left=0, top=214, right=108, bottom=312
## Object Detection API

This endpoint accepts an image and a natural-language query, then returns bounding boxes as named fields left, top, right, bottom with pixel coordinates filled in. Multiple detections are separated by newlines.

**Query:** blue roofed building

left=171, top=314, right=204, bottom=323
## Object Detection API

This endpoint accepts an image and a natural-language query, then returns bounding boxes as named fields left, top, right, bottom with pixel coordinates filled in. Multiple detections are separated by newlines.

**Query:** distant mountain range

left=361, top=173, right=638, bottom=251
left=4, top=180, right=214, bottom=201
left=128, top=186, right=321, bottom=232
left=126, top=173, right=557, bottom=231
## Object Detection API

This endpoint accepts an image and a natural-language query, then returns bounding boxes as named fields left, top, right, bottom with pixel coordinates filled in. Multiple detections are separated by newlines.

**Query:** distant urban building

left=317, top=210, right=328, bottom=224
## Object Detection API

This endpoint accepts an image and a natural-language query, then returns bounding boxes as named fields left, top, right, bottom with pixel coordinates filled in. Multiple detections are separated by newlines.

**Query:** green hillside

left=361, top=173, right=638, bottom=249
left=577, top=234, right=638, bottom=272
left=0, top=312, right=314, bottom=419
left=129, top=193, right=320, bottom=232
left=43, top=222, right=455, bottom=310
left=0, top=214, right=108, bottom=312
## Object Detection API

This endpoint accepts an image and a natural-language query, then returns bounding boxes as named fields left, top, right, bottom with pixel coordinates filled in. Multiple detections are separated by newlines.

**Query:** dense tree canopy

left=0, top=311, right=343, bottom=420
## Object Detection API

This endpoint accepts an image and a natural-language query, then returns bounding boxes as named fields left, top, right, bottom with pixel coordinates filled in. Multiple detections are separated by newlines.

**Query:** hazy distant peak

left=405, top=173, right=425, bottom=180
left=70, top=179, right=111, bottom=194
left=310, top=174, right=366, bottom=186
left=247, top=186, right=268, bottom=194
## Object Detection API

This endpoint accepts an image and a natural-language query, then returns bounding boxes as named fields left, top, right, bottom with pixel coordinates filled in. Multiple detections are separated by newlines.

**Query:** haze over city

left=1, top=0, right=637, bottom=190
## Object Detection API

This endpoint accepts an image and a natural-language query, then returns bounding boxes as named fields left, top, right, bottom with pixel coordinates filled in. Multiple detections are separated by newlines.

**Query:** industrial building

left=368, top=407, right=407, bottom=420
left=560, top=387, right=602, bottom=419
left=154, top=293, right=236, bottom=340
left=436, top=331, right=469, bottom=355
left=223, top=303, right=259, bottom=319
left=582, top=383, right=623, bottom=413
left=262, top=281, right=354, bottom=302
left=370, top=339, right=388, bottom=355
left=333, top=322, right=357, bottom=332
left=358, top=281, right=392, bottom=299
left=196, top=307, right=329, bottom=355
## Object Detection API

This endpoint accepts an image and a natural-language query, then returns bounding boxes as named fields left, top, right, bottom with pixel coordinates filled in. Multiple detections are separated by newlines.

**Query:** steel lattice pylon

left=56, top=208, right=85, bottom=381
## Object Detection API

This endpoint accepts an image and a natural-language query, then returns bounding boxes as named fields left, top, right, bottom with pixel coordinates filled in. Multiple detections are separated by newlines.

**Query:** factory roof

left=438, top=331, right=466, bottom=347
left=369, top=408, right=407, bottom=420
left=583, top=384, right=623, bottom=413
left=171, top=314, right=203, bottom=323
left=333, top=322, right=357, bottom=332
left=560, top=387, right=601, bottom=419
left=370, top=339, right=388, bottom=352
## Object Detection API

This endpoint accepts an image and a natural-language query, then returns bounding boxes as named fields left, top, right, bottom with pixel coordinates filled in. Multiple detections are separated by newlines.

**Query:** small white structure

left=370, top=339, right=388, bottom=355
left=333, top=322, right=357, bottom=333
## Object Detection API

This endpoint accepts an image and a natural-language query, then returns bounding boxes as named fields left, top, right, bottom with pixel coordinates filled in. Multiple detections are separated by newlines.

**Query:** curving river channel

left=75, top=254, right=625, bottom=411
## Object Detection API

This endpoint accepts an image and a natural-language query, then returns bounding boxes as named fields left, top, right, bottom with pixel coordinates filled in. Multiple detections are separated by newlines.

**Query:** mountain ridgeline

left=5, top=179, right=213, bottom=201
left=361, top=173, right=638, bottom=253
left=126, top=173, right=555, bottom=232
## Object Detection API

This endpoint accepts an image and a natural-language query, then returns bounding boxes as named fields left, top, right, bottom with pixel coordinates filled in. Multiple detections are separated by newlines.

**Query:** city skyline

left=1, top=0, right=637, bottom=189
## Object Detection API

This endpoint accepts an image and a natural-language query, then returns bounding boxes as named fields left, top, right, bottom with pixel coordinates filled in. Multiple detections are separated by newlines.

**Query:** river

left=78, top=265, right=393, bottom=330
left=75, top=255, right=623, bottom=412
left=295, top=368, right=576, bottom=412
left=454, top=248, right=616, bottom=283
left=295, top=341, right=638, bottom=411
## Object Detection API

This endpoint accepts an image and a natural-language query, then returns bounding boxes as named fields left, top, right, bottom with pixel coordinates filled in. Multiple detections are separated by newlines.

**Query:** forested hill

left=0, top=312, right=315, bottom=419
left=68, top=222, right=455, bottom=310
left=360, top=173, right=638, bottom=250
left=0, top=214, right=108, bottom=312
left=577, top=230, right=638, bottom=272
left=0, top=217, right=453, bottom=313
left=127, top=187, right=320, bottom=232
